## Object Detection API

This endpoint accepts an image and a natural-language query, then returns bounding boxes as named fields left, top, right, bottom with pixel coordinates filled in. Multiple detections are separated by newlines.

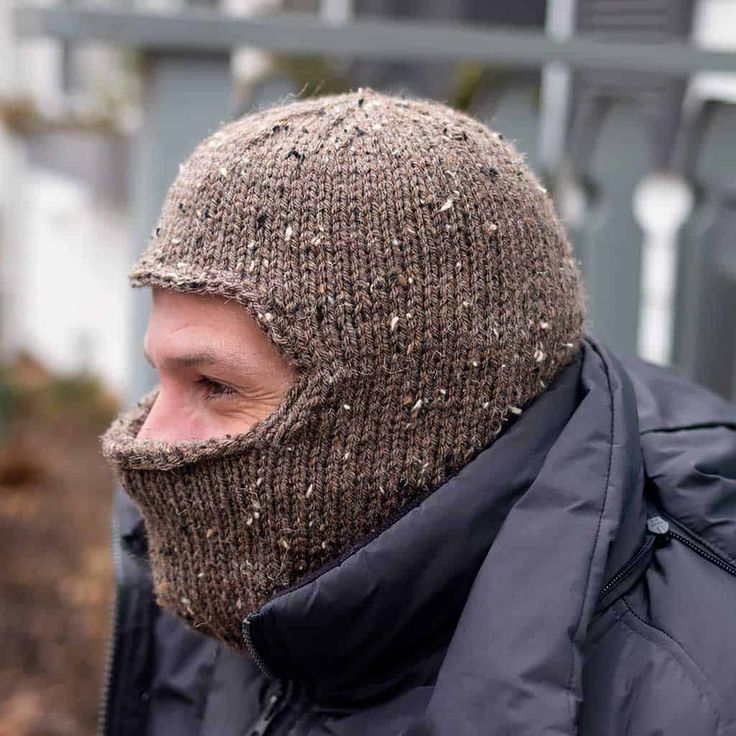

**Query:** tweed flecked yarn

left=100, top=89, right=585, bottom=650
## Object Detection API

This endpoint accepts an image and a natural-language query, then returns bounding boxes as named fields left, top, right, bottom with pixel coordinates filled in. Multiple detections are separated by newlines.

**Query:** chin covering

left=100, top=89, right=585, bottom=650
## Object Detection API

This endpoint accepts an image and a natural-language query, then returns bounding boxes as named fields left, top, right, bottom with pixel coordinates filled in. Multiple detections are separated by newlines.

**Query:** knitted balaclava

left=100, top=89, right=585, bottom=650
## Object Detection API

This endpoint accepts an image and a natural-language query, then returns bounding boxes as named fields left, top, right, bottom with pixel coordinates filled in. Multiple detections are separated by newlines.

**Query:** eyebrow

left=143, top=345, right=243, bottom=372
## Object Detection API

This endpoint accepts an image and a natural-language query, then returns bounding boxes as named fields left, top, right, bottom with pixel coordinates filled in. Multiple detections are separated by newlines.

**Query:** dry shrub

left=0, top=353, right=119, bottom=736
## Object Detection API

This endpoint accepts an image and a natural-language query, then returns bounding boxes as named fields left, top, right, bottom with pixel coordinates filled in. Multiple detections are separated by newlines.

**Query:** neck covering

left=100, top=89, right=585, bottom=650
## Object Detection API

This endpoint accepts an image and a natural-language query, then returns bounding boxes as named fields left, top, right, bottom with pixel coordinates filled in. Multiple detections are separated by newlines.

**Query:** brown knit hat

left=100, top=88, right=585, bottom=650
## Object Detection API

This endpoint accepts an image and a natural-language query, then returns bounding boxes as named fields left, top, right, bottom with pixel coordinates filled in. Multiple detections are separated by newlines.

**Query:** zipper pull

left=595, top=516, right=671, bottom=613
left=646, top=515, right=671, bottom=542
left=247, top=685, right=287, bottom=736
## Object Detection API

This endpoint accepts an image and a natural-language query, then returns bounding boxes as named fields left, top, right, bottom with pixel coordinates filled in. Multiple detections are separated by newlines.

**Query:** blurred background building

left=0, top=1, right=734, bottom=734
left=3, top=0, right=736, bottom=401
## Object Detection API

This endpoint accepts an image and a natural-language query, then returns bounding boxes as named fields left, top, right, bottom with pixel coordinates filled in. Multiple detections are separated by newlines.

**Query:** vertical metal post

left=568, top=100, right=650, bottom=357
left=321, top=0, right=354, bottom=25
left=539, top=0, right=576, bottom=173
left=127, top=51, right=232, bottom=405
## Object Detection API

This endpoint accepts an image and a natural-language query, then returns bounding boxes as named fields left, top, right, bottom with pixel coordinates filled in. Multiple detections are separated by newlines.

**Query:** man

left=100, top=89, right=736, bottom=735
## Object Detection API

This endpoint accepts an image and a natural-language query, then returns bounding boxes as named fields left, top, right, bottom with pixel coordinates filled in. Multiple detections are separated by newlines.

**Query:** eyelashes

left=196, top=376, right=238, bottom=400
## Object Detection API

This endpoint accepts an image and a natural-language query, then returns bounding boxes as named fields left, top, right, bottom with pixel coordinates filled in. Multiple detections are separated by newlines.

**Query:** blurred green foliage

left=449, top=61, right=517, bottom=112
left=273, top=55, right=352, bottom=98
left=0, top=354, right=118, bottom=440
left=0, top=366, right=22, bottom=432
left=270, top=55, right=520, bottom=114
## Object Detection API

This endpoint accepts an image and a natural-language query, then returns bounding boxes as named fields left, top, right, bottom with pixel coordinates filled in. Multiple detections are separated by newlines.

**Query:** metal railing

left=10, top=0, right=736, bottom=400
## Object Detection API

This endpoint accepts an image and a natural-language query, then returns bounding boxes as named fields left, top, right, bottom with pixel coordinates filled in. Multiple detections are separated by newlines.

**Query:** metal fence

left=12, top=0, right=736, bottom=400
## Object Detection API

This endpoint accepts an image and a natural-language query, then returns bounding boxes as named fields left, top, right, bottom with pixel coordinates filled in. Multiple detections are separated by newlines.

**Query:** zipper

left=597, top=514, right=736, bottom=613
left=242, top=613, right=300, bottom=736
left=597, top=537, right=655, bottom=601
left=596, top=516, right=670, bottom=612
left=664, top=516, right=736, bottom=579
left=97, top=511, right=124, bottom=736
left=245, top=680, right=297, bottom=736
left=97, top=588, right=121, bottom=736
left=242, top=613, right=279, bottom=682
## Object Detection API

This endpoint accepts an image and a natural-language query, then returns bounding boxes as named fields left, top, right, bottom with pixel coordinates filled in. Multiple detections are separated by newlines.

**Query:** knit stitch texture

left=100, top=88, right=586, bottom=650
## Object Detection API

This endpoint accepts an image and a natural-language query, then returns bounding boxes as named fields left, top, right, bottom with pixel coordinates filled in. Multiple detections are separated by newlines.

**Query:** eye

left=196, top=376, right=237, bottom=400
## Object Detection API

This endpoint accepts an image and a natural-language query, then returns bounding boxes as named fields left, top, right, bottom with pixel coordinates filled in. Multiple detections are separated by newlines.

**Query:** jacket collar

left=246, top=336, right=648, bottom=717
left=617, top=351, right=736, bottom=563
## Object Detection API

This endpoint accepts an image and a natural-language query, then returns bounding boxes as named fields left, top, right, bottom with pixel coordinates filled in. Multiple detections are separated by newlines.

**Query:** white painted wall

left=0, top=3, right=134, bottom=396
left=8, top=170, right=132, bottom=392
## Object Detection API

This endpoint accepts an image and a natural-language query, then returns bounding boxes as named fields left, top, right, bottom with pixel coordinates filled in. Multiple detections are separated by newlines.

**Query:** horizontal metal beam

left=13, top=4, right=736, bottom=75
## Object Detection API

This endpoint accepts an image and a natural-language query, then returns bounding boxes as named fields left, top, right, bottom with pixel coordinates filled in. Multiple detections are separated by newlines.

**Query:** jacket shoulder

left=614, top=351, right=736, bottom=568
left=616, top=353, right=736, bottom=434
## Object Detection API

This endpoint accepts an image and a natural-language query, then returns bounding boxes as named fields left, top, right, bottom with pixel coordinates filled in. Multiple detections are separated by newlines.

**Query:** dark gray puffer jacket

left=100, top=336, right=736, bottom=736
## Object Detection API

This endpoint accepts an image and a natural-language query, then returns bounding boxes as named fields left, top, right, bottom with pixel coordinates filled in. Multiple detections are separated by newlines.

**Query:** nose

left=136, top=388, right=191, bottom=442
left=136, top=391, right=165, bottom=441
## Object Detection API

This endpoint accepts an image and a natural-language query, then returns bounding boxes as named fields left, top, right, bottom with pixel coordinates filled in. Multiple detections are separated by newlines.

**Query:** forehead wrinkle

left=143, top=344, right=244, bottom=372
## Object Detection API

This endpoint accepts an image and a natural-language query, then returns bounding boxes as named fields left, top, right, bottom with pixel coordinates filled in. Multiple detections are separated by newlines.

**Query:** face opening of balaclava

left=100, top=88, right=586, bottom=651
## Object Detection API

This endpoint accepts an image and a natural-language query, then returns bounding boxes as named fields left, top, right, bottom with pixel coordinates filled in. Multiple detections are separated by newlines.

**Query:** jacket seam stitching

left=641, top=422, right=736, bottom=436
left=566, top=338, right=616, bottom=735
left=585, top=604, right=629, bottom=653
left=621, top=598, right=726, bottom=733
